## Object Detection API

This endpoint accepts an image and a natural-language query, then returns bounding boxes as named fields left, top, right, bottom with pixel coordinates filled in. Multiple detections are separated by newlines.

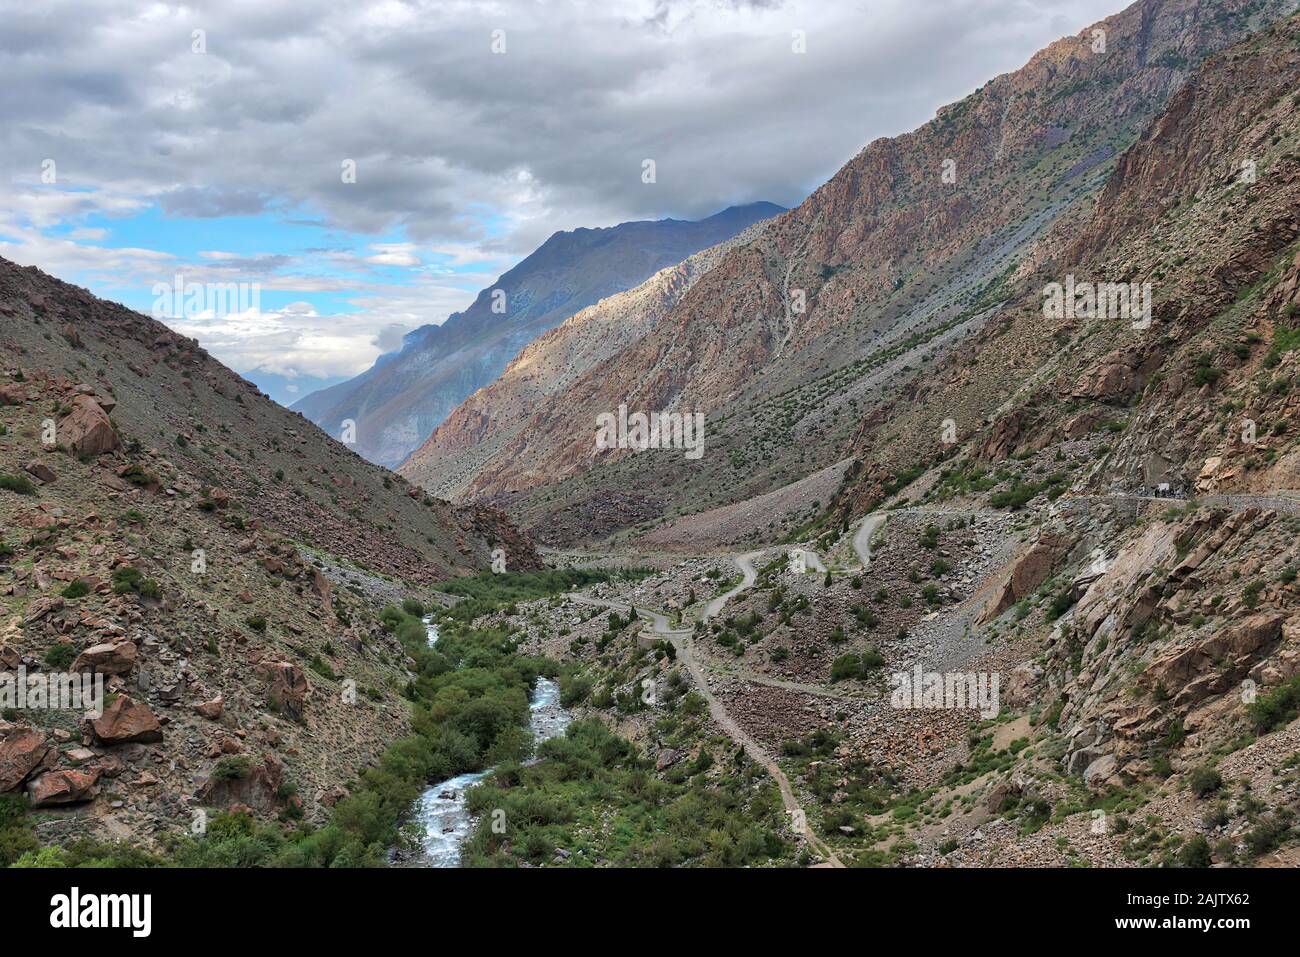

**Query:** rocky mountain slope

left=399, top=217, right=777, bottom=499
left=292, top=203, right=784, bottom=468
left=419, top=0, right=1297, bottom=548
left=832, top=3, right=1300, bottom=523
left=0, top=258, right=538, bottom=850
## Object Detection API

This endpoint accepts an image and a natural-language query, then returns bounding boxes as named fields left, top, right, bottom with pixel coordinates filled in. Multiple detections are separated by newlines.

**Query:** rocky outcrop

left=1140, top=612, right=1285, bottom=703
left=980, top=532, right=1073, bottom=624
left=260, top=661, right=309, bottom=721
left=197, top=752, right=284, bottom=813
left=1064, top=349, right=1158, bottom=403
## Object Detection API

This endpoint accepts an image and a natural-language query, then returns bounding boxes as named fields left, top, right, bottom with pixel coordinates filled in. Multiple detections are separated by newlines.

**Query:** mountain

left=291, top=202, right=786, bottom=468
left=831, top=3, right=1300, bottom=523
left=0, top=258, right=537, bottom=844
left=418, top=0, right=1298, bottom=548
left=399, top=216, right=778, bottom=499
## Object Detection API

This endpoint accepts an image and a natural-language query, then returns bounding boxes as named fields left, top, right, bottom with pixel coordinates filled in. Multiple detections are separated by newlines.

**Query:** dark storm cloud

left=0, top=0, right=1127, bottom=255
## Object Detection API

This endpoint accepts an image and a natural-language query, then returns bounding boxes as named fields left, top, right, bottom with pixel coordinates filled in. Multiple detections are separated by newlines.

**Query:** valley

left=3, top=0, right=1300, bottom=878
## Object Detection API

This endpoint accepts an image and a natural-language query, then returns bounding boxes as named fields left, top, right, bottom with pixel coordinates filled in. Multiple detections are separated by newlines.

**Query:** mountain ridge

left=291, top=202, right=785, bottom=468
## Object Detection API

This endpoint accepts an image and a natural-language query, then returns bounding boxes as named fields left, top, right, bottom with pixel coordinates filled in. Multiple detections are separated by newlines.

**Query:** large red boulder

left=91, top=695, right=162, bottom=744
left=73, top=641, right=137, bottom=676
left=27, top=768, right=101, bottom=807
left=59, top=395, right=120, bottom=457
left=0, top=726, right=51, bottom=792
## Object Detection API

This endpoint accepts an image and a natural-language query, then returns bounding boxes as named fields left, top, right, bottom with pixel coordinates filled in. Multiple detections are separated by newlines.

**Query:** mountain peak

left=291, top=201, right=785, bottom=467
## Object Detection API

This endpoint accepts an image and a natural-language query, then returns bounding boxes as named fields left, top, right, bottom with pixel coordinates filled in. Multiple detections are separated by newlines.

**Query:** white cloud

left=363, top=243, right=421, bottom=267
left=0, top=0, right=1128, bottom=250
left=0, top=0, right=1131, bottom=383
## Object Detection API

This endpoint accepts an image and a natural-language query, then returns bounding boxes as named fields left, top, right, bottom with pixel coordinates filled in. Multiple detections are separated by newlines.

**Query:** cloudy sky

left=0, top=0, right=1126, bottom=404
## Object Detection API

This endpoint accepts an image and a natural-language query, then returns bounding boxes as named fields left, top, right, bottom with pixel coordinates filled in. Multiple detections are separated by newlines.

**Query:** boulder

left=194, top=694, right=224, bottom=720
left=23, top=460, right=57, bottom=484
left=59, top=395, right=119, bottom=457
left=27, top=768, right=100, bottom=807
left=1083, top=754, right=1118, bottom=790
left=72, top=641, right=137, bottom=676
left=0, top=726, right=51, bottom=791
left=91, top=695, right=162, bottom=745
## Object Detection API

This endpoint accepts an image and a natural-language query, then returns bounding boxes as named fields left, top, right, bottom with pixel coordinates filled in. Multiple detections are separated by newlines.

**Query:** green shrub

left=1176, top=835, right=1212, bottom=868
left=211, top=756, right=253, bottom=781
left=1246, top=676, right=1300, bottom=734
left=120, top=463, right=159, bottom=488
left=1047, top=586, right=1078, bottom=621
left=111, top=566, right=143, bottom=594
left=0, top=474, right=36, bottom=496
left=60, top=580, right=90, bottom=600
left=0, top=795, right=38, bottom=866
left=830, top=650, right=883, bottom=682
left=1188, top=765, right=1222, bottom=798
left=43, top=644, right=76, bottom=669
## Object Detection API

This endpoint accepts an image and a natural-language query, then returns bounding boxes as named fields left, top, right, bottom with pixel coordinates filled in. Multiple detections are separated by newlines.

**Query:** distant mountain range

left=291, top=202, right=786, bottom=467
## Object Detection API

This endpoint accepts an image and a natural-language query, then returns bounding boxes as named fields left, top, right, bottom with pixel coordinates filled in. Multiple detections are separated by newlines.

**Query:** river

left=414, top=617, right=571, bottom=867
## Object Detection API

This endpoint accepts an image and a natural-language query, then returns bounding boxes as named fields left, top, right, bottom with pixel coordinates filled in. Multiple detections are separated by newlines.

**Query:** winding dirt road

left=702, top=550, right=766, bottom=621
left=853, top=513, right=887, bottom=568
left=563, top=513, right=894, bottom=866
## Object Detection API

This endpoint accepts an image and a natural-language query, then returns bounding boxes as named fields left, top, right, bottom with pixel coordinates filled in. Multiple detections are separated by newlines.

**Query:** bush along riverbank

left=460, top=713, right=794, bottom=867
left=8, top=570, right=608, bottom=868
left=456, top=599, right=797, bottom=867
